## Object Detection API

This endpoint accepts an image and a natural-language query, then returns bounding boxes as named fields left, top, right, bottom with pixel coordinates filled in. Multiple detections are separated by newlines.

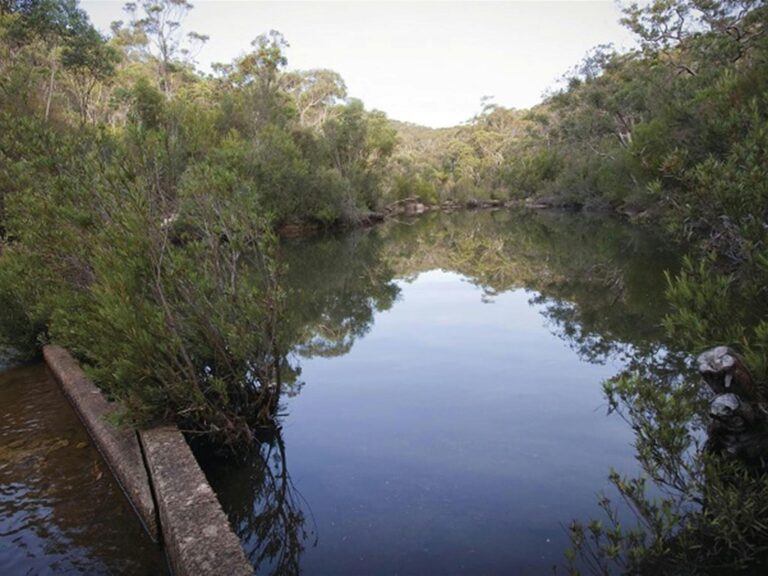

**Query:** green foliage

left=0, top=113, right=289, bottom=444
left=663, top=254, right=742, bottom=349
left=392, top=171, right=438, bottom=204
left=0, top=256, right=47, bottom=359
left=2, top=0, right=766, bottom=456
left=389, top=0, right=768, bottom=256
left=557, top=6, right=768, bottom=558
left=568, top=359, right=768, bottom=575
left=0, top=0, right=406, bottom=446
left=130, top=76, right=164, bottom=128
left=664, top=252, right=768, bottom=383
left=568, top=244, right=768, bottom=574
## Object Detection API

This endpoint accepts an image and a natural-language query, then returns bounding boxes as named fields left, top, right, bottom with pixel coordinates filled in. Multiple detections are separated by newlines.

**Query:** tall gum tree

left=123, top=0, right=207, bottom=98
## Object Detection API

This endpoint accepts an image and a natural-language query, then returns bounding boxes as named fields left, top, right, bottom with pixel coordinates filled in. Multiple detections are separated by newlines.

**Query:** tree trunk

left=44, top=52, right=57, bottom=123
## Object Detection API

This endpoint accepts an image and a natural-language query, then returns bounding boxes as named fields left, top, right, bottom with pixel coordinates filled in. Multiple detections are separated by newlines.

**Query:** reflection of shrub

left=568, top=368, right=768, bottom=575
left=197, top=427, right=316, bottom=574
left=567, top=254, right=768, bottom=575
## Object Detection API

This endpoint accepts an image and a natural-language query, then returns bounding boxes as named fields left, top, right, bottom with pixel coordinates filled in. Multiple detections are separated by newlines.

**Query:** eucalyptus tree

left=237, top=30, right=291, bottom=129
left=122, top=0, right=207, bottom=98
left=282, top=68, right=347, bottom=129
left=60, top=19, right=120, bottom=122
left=0, top=0, right=111, bottom=121
left=621, top=0, right=767, bottom=70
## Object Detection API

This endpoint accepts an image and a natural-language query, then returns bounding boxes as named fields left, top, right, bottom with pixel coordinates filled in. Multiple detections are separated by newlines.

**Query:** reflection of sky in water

left=282, top=270, right=637, bottom=575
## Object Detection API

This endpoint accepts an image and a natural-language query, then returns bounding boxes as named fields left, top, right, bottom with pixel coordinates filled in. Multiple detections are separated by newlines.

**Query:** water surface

left=201, top=209, right=682, bottom=575
left=0, top=364, right=167, bottom=575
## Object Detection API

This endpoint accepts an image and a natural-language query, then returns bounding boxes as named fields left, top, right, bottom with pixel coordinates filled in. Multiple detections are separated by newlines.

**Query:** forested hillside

left=1, top=0, right=767, bottom=451
left=392, top=2, right=768, bottom=424
left=395, top=0, right=768, bottom=271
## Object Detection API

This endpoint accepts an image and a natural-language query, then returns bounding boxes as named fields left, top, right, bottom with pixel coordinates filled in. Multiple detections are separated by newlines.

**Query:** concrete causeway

left=43, top=345, right=159, bottom=541
left=141, top=427, right=253, bottom=576
left=43, top=345, right=253, bottom=576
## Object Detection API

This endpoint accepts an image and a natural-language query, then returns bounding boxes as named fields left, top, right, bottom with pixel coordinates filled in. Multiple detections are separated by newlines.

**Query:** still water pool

left=200, top=209, right=682, bottom=575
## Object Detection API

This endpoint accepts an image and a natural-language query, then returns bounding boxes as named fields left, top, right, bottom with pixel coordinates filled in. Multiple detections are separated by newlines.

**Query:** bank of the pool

left=43, top=345, right=253, bottom=576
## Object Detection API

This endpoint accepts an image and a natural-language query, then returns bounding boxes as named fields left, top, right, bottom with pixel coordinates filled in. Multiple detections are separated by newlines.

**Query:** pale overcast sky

left=80, top=1, right=636, bottom=127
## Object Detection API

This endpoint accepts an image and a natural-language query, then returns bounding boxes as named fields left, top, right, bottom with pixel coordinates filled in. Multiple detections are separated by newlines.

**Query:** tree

left=126, top=0, right=204, bottom=98
left=2, top=0, right=101, bottom=121
left=233, top=30, right=291, bottom=129
left=621, top=0, right=767, bottom=73
left=282, top=68, right=347, bottom=128
left=61, top=20, right=120, bottom=122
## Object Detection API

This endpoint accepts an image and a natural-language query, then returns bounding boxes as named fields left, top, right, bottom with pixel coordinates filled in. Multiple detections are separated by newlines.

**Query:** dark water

left=0, top=364, right=167, bottom=575
left=200, top=209, right=682, bottom=575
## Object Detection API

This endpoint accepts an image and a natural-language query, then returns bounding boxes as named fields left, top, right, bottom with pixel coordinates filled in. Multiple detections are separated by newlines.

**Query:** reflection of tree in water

left=272, top=209, right=681, bottom=376
left=279, top=229, right=400, bottom=360
left=204, top=210, right=690, bottom=574
left=564, top=344, right=768, bottom=575
left=198, top=229, right=403, bottom=574
left=535, top=296, right=637, bottom=364
left=199, top=425, right=317, bottom=576
left=564, top=288, right=768, bottom=573
left=382, top=209, right=681, bottom=365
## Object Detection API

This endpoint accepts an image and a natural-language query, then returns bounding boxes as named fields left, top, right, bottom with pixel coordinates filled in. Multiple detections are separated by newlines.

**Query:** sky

left=80, top=1, right=637, bottom=128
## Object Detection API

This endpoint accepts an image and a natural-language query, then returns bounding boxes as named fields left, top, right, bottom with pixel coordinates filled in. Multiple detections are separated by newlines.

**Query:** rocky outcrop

left=699, top=346, right=768, bottom=464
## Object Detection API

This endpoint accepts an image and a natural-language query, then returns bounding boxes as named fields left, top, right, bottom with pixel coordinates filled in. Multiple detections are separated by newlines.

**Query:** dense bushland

left=0, top=0, right=400, bottom=444
left=1, top=0, right=767, bottom=515
left=396, top=1, right=768, bottom=271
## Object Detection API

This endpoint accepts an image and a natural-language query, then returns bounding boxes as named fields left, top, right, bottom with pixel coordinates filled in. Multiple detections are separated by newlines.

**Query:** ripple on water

left=0, top=364, right=167, bottom=575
